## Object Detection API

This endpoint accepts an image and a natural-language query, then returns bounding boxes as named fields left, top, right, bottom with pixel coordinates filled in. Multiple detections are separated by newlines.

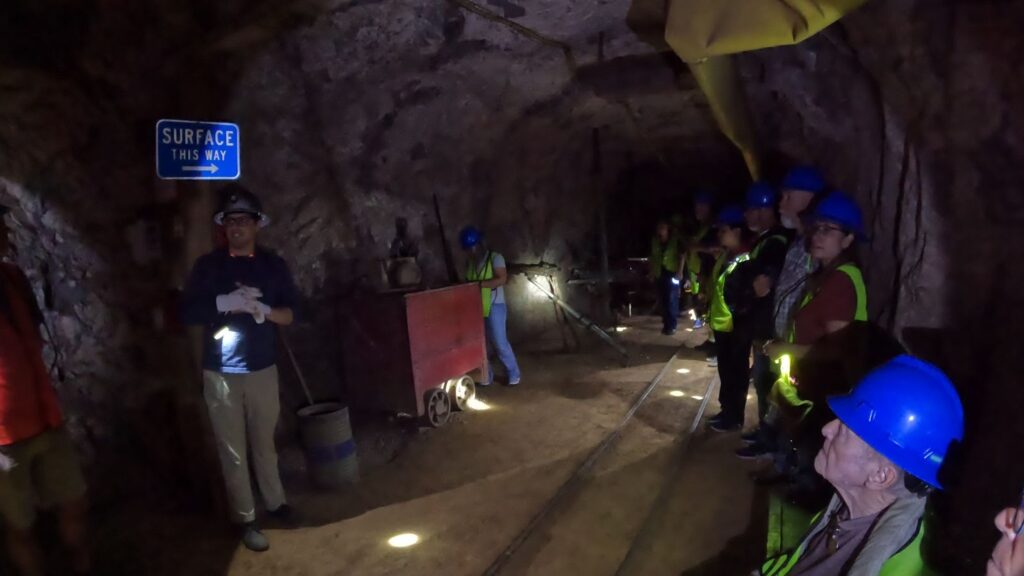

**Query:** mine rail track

left=481, top=347, right=718, bottom=576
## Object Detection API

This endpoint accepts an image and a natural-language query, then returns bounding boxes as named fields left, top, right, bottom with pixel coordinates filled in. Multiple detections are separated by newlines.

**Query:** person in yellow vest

left=706, top=205, right=756, bottom=432
left=648, top=219, right=685, bottom=335
left=756, top=354, right=964, bottom=576
left=683, top=190, right=717, bottom=330
left=460, top=226, right=520, bottom=387
left=764, top=191, right=869, bottom=494
left=988, top=493, right=1024, bottom=576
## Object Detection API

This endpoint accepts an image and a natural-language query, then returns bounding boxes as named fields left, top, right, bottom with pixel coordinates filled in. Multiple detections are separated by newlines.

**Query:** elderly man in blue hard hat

left=756, top=354, right=964, bottom=576
left=460, top=226, right=521, bottom=387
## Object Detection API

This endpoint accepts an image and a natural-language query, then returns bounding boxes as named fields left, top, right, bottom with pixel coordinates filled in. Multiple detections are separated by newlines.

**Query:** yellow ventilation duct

left=665, top=0, right=870, bottom=179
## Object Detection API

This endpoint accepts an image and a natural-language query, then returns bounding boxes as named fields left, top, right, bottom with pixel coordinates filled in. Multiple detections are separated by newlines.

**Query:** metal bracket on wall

left=523, top=274, right=629, bottom=365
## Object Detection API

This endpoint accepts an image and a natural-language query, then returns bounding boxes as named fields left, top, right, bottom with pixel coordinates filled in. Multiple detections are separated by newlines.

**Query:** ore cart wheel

left=449, top=376, right=476, bottom=411
left=424, top=388, right=451, bottom=428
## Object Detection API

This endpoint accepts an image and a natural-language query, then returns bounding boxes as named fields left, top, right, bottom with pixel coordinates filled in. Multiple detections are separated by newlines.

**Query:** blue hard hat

left=827, top=355, right=964, bottom=490
left=459, top=226, right=482, bottom=249
left=782, top=166, right=826, bottom=194
left=694, top=190, right=714, bottom=205
left=813, top=191, right=865, bottom=240
left=716, top=204, right=745, bottom=227
left=745, top=182, right=776, bottom=208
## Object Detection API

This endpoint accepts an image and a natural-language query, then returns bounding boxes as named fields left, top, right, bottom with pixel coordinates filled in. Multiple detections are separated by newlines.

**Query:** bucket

left=296, top=402, right=359, bottom=488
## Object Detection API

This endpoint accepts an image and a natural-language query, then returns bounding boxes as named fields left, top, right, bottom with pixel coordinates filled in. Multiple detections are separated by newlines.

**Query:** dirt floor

left=85, top=316, right=776, bottom=576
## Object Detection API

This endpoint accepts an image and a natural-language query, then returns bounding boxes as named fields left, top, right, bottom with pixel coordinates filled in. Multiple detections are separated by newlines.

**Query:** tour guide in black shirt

left=181, top=184, right=297, bottom=553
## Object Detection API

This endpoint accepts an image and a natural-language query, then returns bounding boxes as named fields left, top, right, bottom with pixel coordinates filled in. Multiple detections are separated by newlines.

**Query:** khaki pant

left=203, top=366, right=286, bottom=524
left=0, top=428, right=86, bottom=530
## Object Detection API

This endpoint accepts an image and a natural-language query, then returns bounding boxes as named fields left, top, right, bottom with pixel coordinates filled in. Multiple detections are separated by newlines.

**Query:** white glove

left=250, top=301, right=272, bottom=323
left=216, top=293, right=248, bottom=313
left=232, top=285, right=263, bottom=300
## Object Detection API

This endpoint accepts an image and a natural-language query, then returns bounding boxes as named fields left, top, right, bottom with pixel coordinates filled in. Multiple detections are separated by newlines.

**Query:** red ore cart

left=343, top=283, right=487, bottom=427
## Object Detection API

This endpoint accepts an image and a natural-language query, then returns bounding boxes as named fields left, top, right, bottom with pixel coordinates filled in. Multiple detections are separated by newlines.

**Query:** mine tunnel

left=0, top=0, right=1022, bottom=575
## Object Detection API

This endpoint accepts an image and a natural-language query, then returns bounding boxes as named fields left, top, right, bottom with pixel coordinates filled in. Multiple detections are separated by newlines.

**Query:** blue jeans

left=485, top=303, right=521, bottom=384
left=659, top=270, right=680, bottom=332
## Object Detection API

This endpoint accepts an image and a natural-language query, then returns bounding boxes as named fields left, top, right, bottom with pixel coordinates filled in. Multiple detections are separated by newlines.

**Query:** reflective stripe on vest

left=708, top=252, right=750, bottom=333
left=750, top=233, right=788, bottom=260
left=787, top=263, right=867, bottom=343
left=760, top=515, right=931, bottom=576
left=466, top=252, right=494, bottom=318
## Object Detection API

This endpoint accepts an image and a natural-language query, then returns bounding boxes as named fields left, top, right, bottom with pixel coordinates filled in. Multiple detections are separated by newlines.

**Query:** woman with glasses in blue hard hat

left=764, top=191, right=869, bottom=494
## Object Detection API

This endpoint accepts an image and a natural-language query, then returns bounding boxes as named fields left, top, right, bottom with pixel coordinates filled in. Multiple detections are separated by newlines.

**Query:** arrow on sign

left=183, top=165, right=219, bottom=174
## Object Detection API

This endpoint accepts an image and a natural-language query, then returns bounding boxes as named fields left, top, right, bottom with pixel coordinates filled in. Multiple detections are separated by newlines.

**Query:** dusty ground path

left=91, top=317, right=768, bottom=576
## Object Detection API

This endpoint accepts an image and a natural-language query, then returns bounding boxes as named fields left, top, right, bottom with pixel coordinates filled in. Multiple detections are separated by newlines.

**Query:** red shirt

left=0, top=263, right=62, bottom=445
left=791, top=268, right=857, bottom=346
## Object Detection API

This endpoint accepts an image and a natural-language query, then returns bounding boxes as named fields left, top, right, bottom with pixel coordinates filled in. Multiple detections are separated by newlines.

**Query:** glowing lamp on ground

left=676, top=368, right=690, bottom=374
left=388, top=533, right=420, bottom=548
left=466, top=397, right=491, bottom=411
left=669, top=390, right=685, bottom=397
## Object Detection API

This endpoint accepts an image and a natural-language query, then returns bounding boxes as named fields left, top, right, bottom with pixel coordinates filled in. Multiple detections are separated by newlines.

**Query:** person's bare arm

left=480, top=266, right=508, bottom=289
left=268, top=307, right=294, bottom=326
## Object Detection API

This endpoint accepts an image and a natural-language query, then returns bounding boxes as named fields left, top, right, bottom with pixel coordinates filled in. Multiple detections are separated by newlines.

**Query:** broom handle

left=280, top=331, right=315, bottom=406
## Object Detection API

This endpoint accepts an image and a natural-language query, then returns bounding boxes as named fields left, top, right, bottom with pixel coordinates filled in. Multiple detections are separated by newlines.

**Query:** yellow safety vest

left=650, top=234, right=681, bottom=276
left=761, top=508, right=934, bottom=576
left=466, top=251, right=495, bottom=318
left=773, top=263, right=869, bottom=422
left=708, top=251, right=751, bottom=333
left=787, top=263, right=867, bottom=343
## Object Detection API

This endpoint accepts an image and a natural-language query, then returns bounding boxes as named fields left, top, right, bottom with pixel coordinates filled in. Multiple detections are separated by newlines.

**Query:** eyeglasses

left=810, top=223, right=846, bottom=237
left=1012, top=488, right=1024, bottom=537
left=222, top=215, right=256, bottom=227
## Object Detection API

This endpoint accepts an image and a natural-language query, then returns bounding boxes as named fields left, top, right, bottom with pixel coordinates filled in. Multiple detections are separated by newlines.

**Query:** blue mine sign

left=156, top=119, right=240, bottom=180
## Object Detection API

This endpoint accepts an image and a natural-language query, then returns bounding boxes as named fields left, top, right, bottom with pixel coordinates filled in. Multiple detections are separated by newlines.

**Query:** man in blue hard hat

left=739, top=167, right=826, bottom=461
left=756, top=354, right=964, bottom=576
left=181, top=184, right=298, bottom=553
left=729, top=183, right=790, bottom=435
left=460, top=226, right=521, bottom=387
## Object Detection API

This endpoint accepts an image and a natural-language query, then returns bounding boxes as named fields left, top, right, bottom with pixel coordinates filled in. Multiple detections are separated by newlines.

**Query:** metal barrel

left=296, top=402, right=359, bottom=488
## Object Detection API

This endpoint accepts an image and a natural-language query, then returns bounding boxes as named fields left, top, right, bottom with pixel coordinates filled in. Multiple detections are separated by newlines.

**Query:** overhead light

left=388, top=533, right=420, bottom=548
left=615, top=326, right=628, bottom=333
left=690, top=395, right=704, bottom=400
left=669, top=390, right=685, bottom=397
